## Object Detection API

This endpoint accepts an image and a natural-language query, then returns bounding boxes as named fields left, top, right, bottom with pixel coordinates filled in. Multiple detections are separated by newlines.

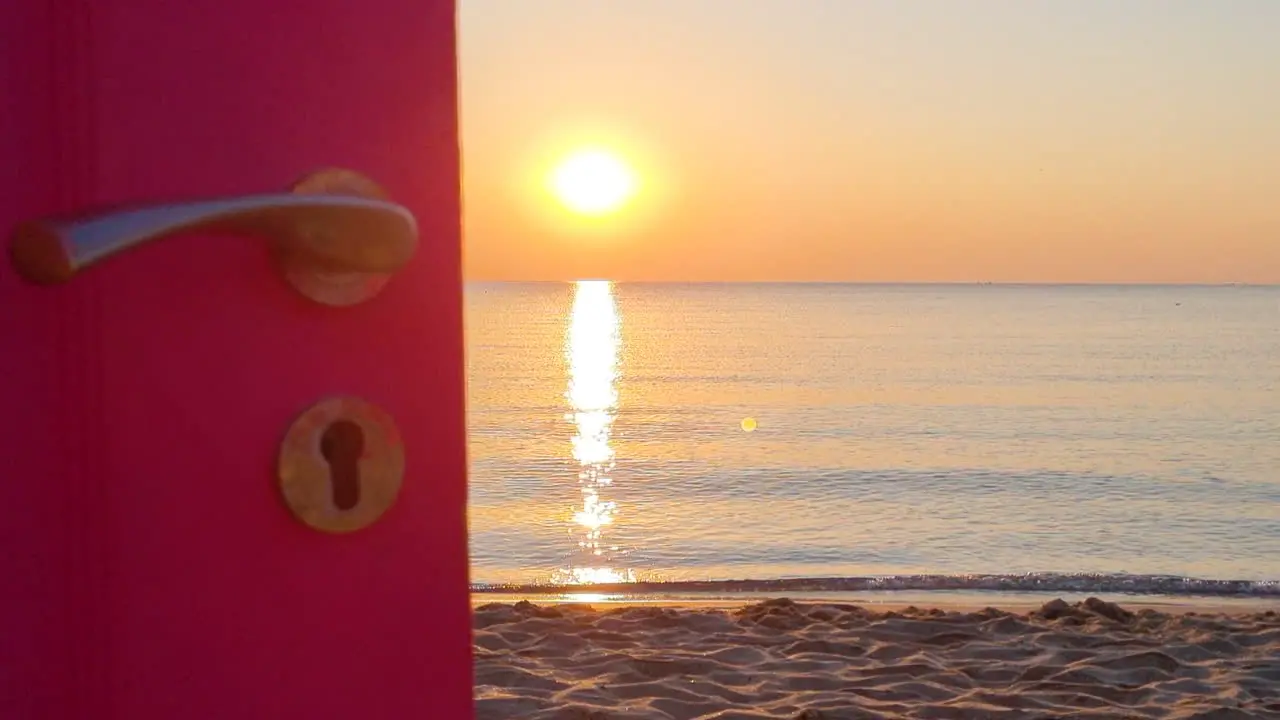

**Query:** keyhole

left=320, top=420, right=364, bottom=511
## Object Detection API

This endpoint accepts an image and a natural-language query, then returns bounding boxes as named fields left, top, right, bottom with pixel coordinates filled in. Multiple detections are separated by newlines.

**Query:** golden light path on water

left=552, top=280, right=635, bottom=586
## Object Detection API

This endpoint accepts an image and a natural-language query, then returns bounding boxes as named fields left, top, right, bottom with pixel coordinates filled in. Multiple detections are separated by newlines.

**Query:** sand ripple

left=473, top=598, right=1280, bottom=719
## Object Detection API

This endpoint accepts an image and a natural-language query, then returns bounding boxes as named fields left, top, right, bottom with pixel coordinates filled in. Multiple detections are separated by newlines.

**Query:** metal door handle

left=8, top=168, right=417, bottom=306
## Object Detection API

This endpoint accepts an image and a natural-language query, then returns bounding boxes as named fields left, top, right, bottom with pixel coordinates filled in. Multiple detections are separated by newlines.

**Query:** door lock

left=277, top=396, right=405, bottom=533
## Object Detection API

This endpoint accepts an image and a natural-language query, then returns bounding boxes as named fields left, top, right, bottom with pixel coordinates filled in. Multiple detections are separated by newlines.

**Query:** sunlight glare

left=552, top=280, right=635, bottom=586
left=560, top=592, right=620, bottom=604
left=550, top=150, right=636, bottom=216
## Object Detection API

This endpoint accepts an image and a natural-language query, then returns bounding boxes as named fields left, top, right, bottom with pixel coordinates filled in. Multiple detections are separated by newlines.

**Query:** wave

left=471, top=572, right=1280, bottom=598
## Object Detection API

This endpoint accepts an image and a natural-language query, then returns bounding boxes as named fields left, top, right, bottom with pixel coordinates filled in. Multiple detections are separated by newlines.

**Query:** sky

left=459, top=0, right=1280, bottom=283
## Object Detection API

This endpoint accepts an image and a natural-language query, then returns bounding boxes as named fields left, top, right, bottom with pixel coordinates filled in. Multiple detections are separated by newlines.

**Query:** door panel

left=0, top=1, right=471, bottom=718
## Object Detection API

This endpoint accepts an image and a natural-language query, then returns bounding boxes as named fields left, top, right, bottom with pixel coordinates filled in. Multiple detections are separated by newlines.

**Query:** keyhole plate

left=277, top=396, right=405, bottom=534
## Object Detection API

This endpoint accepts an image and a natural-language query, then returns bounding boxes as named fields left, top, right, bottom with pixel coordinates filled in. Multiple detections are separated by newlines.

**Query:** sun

left=550, top=149, right=636, bottom=216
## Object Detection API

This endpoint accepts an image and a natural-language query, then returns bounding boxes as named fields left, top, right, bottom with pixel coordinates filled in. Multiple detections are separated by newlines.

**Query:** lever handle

left=8, top=168, right=418, bottom=306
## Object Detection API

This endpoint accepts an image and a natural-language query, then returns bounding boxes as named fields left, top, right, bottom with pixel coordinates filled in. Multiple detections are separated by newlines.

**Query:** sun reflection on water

left=552, top=280, right=635, bottom=586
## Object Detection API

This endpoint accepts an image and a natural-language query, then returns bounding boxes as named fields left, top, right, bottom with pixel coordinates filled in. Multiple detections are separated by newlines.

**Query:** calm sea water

left=466, top=282, right=1280, bottom=596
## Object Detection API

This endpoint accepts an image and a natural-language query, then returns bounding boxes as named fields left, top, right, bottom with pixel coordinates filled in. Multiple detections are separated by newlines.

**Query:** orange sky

left=459, top=1, right=1280, bottom=283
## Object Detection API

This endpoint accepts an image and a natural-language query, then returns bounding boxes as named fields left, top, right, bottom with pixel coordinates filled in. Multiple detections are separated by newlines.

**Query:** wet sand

left=473, top=597, right=1280, bottom=719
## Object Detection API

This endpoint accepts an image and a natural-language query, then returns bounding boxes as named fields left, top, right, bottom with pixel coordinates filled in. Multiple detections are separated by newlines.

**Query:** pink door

left=0, top=1, right=472, bottom=718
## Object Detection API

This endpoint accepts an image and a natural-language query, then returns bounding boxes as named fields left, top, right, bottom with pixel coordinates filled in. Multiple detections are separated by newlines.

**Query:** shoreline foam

left=471, top=572, right=1280, bottom=599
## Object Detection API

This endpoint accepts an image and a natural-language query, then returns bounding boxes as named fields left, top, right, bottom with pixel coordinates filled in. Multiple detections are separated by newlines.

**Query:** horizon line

left=463, top=279, right=1274, bottom=287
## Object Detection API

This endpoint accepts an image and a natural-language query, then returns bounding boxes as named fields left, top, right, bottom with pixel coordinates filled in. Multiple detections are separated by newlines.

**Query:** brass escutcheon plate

left=277, top=396, right=405, bottom=533
left=281, top=168, right=395, bottom=306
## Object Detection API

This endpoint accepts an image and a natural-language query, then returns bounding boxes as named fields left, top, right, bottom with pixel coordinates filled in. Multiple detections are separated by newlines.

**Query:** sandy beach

left=474, top=598, right=1280, bottom=719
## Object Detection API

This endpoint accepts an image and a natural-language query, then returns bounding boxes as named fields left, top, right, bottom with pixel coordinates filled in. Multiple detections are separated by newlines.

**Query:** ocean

left=465, top=281, right=1280, bottom=599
